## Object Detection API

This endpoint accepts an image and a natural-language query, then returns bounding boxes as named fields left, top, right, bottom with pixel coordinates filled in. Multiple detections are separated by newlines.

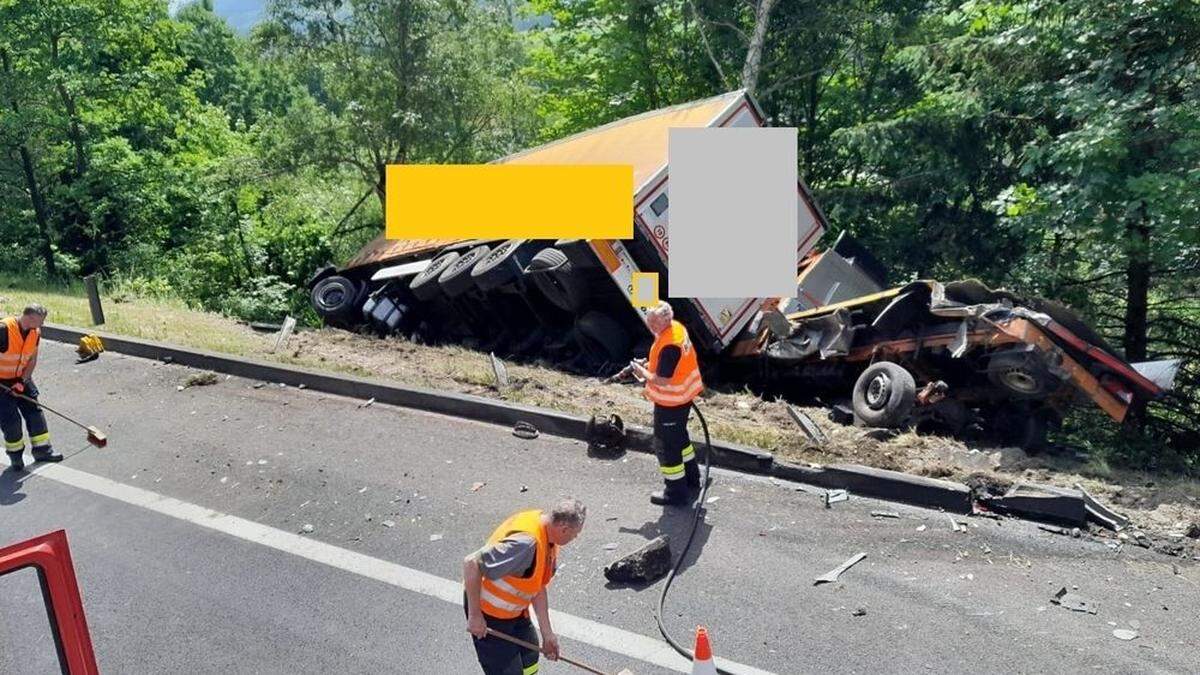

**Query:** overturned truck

left=307, top=91, right=1175, bottom=451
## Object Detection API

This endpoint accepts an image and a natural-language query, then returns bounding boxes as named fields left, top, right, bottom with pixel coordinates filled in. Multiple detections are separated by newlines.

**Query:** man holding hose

left=2, top=303, right=62, bottom=472
left=630, top=301, right=705, bottom=506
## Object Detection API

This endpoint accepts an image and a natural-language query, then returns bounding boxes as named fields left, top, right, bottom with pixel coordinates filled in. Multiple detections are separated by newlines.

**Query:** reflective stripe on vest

left=479, top=510, right=556, bottom=619
left=0, top=318, right=38, bottom=380
left=645, top=321, right=703, bottom=407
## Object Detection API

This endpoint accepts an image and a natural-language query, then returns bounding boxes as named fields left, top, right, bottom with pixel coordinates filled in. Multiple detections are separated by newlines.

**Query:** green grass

left=0, top=274, right=267, bottom=356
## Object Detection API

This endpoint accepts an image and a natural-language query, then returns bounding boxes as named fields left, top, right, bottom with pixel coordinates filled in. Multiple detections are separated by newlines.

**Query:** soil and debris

left=216, top=326, right=1198, bottom=551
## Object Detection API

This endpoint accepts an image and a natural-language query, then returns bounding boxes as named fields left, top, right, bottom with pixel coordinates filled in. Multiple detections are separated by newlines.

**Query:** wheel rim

left=320, top=286, right=345, bottom=309
left=1000, top=368, right=1039, bottom=394
left=865, top=373, right=891, bottom=410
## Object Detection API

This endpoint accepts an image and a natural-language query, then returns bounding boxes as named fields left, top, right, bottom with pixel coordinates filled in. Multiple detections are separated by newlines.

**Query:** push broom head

left=85, top=426, right=107, bottom=448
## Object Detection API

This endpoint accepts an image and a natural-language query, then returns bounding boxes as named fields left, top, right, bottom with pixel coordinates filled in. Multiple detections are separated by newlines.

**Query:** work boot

left=650, top=485, right=690, bottom=506
left=6, top=450, right=24, bottom=472
left=31, top=447, right=63, bottom=463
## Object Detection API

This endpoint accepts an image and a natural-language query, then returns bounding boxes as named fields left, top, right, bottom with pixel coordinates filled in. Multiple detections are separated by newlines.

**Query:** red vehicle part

left=0, top=530, right=98, bottom=675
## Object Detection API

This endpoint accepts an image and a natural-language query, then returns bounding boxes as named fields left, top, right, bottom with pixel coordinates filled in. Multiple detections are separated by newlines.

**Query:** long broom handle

left=485, top=628, right=609, bottom=675
left=0, top=384, right=91, bottom=432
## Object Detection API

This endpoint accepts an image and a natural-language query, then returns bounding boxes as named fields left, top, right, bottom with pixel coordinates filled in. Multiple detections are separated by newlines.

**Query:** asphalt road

left=1, top=341, right=1197, bottom=674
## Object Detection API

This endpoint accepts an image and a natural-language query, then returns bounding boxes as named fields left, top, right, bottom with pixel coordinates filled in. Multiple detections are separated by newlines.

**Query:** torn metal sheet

left=765, top=308, right=856, bottom=362
left=1052, top=587, right=1098, bottom=614
left=787, top=405, right=827, bottom=445
left=1075, top=483, right=1130, bottom=531
left=823, top=489, right=849, bottom=508
left=814, top=552, right=867, bottom=585
left=1131, top=359, right=1182, bottom=391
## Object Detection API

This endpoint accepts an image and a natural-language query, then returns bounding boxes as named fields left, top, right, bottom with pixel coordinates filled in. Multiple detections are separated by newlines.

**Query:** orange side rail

left=0, top=530, right=99, bottom=675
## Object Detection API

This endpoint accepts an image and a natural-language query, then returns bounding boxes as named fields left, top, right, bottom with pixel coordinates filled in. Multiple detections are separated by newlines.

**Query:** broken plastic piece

left=1051, top=587, right=1097, bottom=614
left=814, top=552, right=867, bottom=585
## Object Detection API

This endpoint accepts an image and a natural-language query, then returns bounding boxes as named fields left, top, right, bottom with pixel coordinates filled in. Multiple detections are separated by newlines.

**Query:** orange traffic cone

left=691, top=625, right=718, bottom=675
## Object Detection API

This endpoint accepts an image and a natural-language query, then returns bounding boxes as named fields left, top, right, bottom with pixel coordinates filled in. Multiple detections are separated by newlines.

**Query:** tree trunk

left=740, top=0, right=779, bottom=96
left=1, top=48, right=57, bottom=277
left=51, top=35, right=87, bottom=177
left=1122, top=215, right=1151, bottom=429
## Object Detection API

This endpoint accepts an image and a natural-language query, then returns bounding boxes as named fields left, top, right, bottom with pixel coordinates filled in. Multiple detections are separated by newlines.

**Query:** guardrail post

left=83, top=275, right=105, bottom=326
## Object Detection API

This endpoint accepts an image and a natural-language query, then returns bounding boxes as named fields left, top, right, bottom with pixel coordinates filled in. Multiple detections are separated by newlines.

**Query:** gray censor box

left=668, top=127, right=798, bottom=298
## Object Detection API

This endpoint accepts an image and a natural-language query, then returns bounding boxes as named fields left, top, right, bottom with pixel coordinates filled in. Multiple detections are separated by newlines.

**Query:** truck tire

left=311, top=275, right=364, bottom=323
left=439, top=245, right=491, bottom=298
left=852, top=361, right=916, bottom=428
left=410, top=251, right=460, bottom=302
left=573, top=311, right=632, bottom=369
left=987, top=349, right=1054, bottom=399
left=471, top=239, right=527, bottom=291
left=526, top=247, right=587, bottom=313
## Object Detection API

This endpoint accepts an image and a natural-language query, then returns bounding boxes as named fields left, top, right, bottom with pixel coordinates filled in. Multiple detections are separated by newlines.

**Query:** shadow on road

left=605, top=505, right=713, bottom=591
left=0, top=466, right=29, bottom=506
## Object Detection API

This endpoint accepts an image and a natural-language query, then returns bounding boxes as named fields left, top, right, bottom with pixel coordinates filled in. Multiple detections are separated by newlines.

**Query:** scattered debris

left=916, top=524, right=927, bottom=532
left=604, top=536, right=672, bottom=584
left=183, top=372, right=219, bottom=389
left=824, top=489, right=849, bottom=509
left=1038, top=524, right=1070, bottom=536
left=252, top=382, right=265, bottom=389
left=852, top=607, right=867, bottom=617
left=871, top=511, right=900, bottom=519
left=429, top=534, right=443, bottom=542
left=814, top=552, right=867, bottom=585
left=585, top=413, right=625, bottom=453
left=827, top=404, right=854, bottom=426
left=1051, top=587, right=1098, bottom=614
left=860, top=428, right=900, bottom=442
left=271, top=316, right=297, bottom=353
left=470, top=482, right=486, bottom=492
left=300, top=523, right=314, bottom=534
left=1075, top=482, right=1131, bottom=531
left=382, top=520, right=396, bottom=528
left=948, top=515, right=966, bottom=533
left=489, top=352, right=509, bottom=390
left=512, top=421, right=539, bottom=440
left=358, top=397, right=376, bottom=409
left=1112, top=629, right=1138, bottom=641
left=519, top=485, right=529, bottom=493
left=786, top=405, right=827, bottom=445
left=602, top=543, right=619, bottom=551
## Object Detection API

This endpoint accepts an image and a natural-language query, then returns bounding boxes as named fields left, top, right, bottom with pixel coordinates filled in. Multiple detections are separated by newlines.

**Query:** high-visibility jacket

left=479, top=510, right=556, bottom=619
left=645, top=320, right=703, bottom=407
left=0, top=317, right=38, bottom=381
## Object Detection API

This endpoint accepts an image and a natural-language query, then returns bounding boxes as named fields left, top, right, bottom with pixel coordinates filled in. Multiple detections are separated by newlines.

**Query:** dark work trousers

left=465, top=597, right=540, bottom=675
left=1, top=380, right=50, bottom=455
left=653, top=402, right=698, bottom=497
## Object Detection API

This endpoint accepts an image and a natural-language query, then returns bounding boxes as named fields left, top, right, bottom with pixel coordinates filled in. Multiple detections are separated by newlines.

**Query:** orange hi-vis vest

left=0, top=317, right=38, bottom=380
left=479, top=510, right=556, bottom=620
left=645, top=320, right=703, bottom=407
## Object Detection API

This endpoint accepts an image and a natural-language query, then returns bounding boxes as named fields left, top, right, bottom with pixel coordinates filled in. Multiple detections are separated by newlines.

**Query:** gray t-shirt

left=476, top=534, right=539, bottom=580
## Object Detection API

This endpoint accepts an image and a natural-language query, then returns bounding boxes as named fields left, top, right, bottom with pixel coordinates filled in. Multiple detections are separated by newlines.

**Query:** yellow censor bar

left=386, top=164, right=634, bottom=239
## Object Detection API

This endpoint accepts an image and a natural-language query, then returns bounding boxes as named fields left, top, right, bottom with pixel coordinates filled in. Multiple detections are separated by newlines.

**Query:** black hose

left=653, top=400, right=735, bottom=675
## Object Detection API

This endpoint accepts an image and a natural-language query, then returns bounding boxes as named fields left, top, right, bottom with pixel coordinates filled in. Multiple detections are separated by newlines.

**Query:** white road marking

left=6, top=458, right=773, bottom=675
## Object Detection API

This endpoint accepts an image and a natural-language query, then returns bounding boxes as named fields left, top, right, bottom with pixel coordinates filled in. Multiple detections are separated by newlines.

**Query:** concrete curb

left=45, top=323, right=980, bottom=515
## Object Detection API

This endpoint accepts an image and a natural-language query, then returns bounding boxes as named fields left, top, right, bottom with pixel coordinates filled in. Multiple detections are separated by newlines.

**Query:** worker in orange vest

left=2, top=304, right=62, bottom=472
left=463, top=498, right=586, bottom=674
left=630, top=301, right=704, bottom=506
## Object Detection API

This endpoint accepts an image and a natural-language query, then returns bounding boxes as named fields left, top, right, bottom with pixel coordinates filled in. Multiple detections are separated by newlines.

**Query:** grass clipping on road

left=3, top=282, right=1198, bottom=542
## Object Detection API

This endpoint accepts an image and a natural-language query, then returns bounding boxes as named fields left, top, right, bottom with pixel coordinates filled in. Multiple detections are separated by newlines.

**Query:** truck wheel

left=573, top=311, right=632, bottom=369
left=410, top=251, right=460, bottom=302
left=852, top=361, right=916, bottom=428
left=526, top=247, right=587, bottom=313
left=439, top=245, right=491, bottom=298
left=987, top=349, right=1054, bottom=399
left=311, top=275, right=364, bottom=323
left=472, top=239, right=527, bottom=291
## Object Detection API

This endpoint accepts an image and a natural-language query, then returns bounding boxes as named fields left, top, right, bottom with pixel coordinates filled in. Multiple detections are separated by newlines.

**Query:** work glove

left=8, top=381, right=24, bottom=395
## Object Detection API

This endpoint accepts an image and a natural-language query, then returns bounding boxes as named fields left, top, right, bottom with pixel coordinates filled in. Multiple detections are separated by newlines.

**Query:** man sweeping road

left=1, top=303, right=62, bottom=472
left=464, top=498, right=586, bottom=675
left=630, top=302, right=704, bottom=506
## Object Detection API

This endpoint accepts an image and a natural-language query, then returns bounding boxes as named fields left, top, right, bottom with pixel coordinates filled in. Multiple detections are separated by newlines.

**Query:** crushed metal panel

left=343, top=237, right=465, bottom=271
left=1131, top=359, right=1182, bottom=391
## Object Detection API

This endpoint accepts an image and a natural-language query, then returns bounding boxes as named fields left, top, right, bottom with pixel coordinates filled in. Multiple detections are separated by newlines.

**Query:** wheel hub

left=1000, top=368, right=1039, bottom=394
left=865, top=373, right=891, bottom=410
